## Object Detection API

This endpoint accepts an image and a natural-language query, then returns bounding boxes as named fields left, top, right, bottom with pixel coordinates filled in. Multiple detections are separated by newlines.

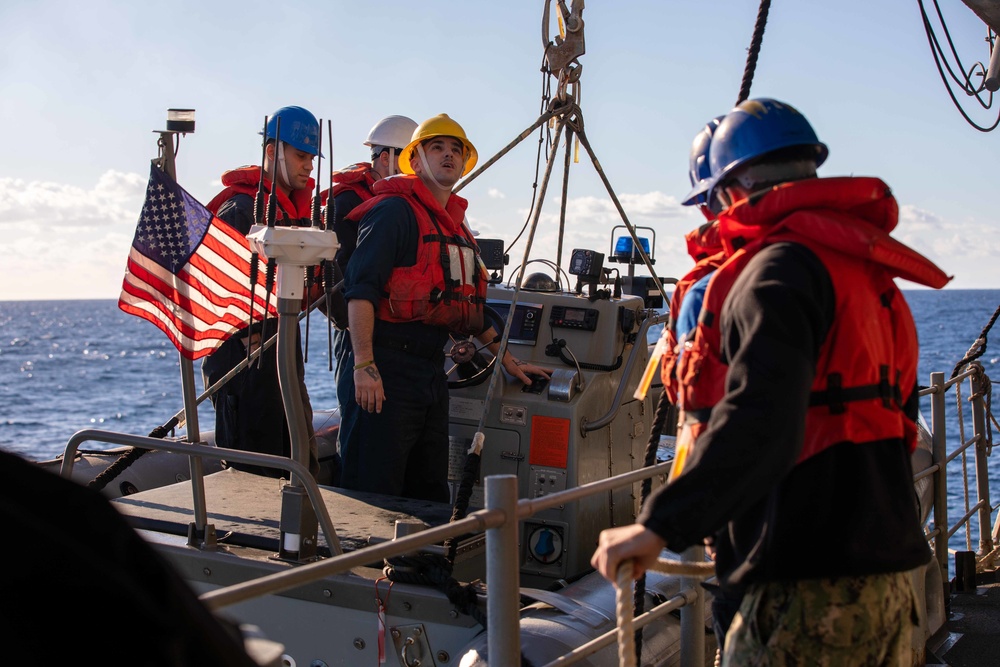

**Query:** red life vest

left=671, top=177, right=950, bottom=477
left=206, top=165, right=314, bottom=220
left=328, top=163, right=377, bottom=202
left=660, top=222, right=726, bottom=403
left=347, top=175, right=488, bottom=334
left=207, top=165, right=321, bottom=309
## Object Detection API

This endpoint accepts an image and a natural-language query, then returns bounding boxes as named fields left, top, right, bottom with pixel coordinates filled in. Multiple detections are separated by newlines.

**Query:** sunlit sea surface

left=2, top=291, right=998, bottom=560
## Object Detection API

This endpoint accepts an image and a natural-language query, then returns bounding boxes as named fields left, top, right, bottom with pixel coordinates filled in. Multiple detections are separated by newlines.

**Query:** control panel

left=489, top=300, right=543, bottom=345
left=530, top=466, right=567, bottom=498
left=549, top=305, right=599, bottom=331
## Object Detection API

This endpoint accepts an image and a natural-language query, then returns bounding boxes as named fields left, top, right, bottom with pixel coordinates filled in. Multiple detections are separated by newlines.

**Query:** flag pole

left=153, top=122, right=215, bottom=549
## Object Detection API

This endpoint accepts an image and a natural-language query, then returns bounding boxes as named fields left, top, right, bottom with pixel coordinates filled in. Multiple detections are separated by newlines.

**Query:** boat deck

left=112, top=468, right=459, bottom=557
left=930, top=575, right=1000, bottom=667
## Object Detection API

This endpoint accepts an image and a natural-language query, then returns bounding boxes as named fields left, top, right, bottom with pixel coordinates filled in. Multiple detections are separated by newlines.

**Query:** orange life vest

left=320, top=163, right=377, bottom=207
left=347, top=175, right=488, bottom=334
left=206, top=165, right=313, bottom=220
left=206, top=166, right=320, bottom=309
left=671, top=177, right=951, bottom=478
left=660, top=222, right=726, bottom=404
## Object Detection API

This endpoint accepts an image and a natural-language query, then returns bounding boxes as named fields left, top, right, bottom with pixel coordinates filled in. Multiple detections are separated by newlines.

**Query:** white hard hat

left=364, top=115, right=418, bottom=150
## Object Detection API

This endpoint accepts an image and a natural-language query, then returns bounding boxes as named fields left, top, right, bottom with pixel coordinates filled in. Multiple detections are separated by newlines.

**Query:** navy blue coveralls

left=338, top=197, right=452, bottom=503
left=201, top=192, right=319, bottom=480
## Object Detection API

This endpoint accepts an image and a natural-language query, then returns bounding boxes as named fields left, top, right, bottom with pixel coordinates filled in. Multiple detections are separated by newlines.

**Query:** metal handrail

left=62, top=360, right=995, bottom=667
left=59, top=429, right=343, bottom=555
left=919, top=366, right=996, bottom=589
left=197, top=457, right=706, bottom=666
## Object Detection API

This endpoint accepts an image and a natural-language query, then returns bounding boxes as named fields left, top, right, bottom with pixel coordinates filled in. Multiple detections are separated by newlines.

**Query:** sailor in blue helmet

left=201, top=106, right=323, bottom=481
left=659, top=115, right=747, bottom=664
left=595, top=98, right=951, bottom=664
left=669, top=115, right=727, bottom=353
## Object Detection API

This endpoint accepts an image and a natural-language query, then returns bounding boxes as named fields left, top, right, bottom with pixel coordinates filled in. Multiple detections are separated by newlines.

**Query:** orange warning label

left=529, top=415, right=570, bottom=468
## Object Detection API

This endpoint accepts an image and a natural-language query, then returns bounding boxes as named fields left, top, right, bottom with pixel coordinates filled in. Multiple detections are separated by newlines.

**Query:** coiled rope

left=950, top=303, right=1000, bottom=380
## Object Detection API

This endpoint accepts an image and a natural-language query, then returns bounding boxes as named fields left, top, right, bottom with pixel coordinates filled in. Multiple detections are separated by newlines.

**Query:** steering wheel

left=444, top=304, right=505, bottom=390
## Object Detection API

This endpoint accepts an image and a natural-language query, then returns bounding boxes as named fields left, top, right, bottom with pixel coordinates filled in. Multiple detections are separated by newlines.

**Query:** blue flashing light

left=613, top=236, right=650, bottom=259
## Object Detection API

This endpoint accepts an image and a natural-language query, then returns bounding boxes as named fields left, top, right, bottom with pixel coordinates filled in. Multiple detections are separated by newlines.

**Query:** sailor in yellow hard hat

left=336, top=113, right=549, bottom=501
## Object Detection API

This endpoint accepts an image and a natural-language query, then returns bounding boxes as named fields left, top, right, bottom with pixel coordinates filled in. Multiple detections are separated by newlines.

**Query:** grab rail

left=920, top=366, right=996, bottom=587
left=59, top=430, right=343, bottom=555
left=57, top=361, right=996, bottom=667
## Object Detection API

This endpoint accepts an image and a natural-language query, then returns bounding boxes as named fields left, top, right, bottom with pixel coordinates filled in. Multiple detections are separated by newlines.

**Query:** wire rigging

left=918, top=0, right=1000, bottom=132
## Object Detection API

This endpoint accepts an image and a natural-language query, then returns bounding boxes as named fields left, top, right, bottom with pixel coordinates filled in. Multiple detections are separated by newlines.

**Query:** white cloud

left=895, top=204, right=1000, bottom=287
left=2, top=179, right=997, bottom=300
left=5, top=227, right=135, bottom=301
left=0, top=170, right=145, bottom=231
left=487, top=187, right=505, bottom=199
left=0, top=170, right=148, bottom=299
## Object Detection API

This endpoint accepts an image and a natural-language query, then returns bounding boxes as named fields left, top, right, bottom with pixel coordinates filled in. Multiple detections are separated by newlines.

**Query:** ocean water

left=2, top=291, right=999, bottom=557
left=2, top=292, right=998, bottom=456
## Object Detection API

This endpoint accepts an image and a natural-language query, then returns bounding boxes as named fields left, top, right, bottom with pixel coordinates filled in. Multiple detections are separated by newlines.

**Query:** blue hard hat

left=262, top=106, right=322, bottom=156
left=706, top=98, right=827, bottom=202
left=681, top=115, right=725, bottom=208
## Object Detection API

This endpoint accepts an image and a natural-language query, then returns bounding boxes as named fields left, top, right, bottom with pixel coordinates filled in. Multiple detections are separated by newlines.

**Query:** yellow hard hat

left=398, top=114, right=478, bottom=176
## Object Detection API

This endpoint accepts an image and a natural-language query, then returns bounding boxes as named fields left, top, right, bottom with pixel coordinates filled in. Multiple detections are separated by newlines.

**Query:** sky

left=1, top=0, right=998, bottom=301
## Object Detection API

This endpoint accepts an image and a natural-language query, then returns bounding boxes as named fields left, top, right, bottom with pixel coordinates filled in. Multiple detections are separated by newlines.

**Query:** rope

left=87, top=418, right=179, bottom=492
left=736, top=0, right=772, bottom=105
left=615, top=557, right=716, bottom=667
left=616, top=560, right=637, bottom=667
left=950, top=303, right=1000, bottom=380
left=381, top=553, right=489, bottom=630
left=633, top=390, right=674, bottom=662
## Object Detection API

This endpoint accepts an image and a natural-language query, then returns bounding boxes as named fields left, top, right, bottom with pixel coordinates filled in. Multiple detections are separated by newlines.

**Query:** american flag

left=118, top=164, right=276, bottom=360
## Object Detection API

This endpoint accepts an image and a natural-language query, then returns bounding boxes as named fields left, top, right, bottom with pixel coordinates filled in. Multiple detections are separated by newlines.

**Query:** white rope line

left=614, top=557, right=716, bottom=667
left=615, top=561, right=636, bottom=667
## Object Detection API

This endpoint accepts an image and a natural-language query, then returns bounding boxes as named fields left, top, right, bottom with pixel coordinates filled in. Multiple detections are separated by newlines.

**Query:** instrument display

left=549, top=305, right=599, bottom=331
left=488, top=300, right=544, bottom=345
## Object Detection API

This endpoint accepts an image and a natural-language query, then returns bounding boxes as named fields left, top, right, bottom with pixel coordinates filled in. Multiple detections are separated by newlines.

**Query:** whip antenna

left=258, top=116, right=282, bottom=368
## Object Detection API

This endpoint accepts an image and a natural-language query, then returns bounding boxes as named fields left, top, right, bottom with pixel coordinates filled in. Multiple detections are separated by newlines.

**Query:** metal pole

left=473, top=118, right=568, bottom=441
left=157, top=129, right=211, bottom=544
left=929, top=372, right=950, bottom=596
left=179, top=355, right=212, bottom=545
left=486, top=475, right=521, bottom=667
left=277, top=297, right=312, bottom=486
left=679, top=545, right=705, bottom=667
left=556, top=125, right=573, bottom=274
left=969, top=368, right=994, bottom=562
left=573, top=126, right=667, bottom=303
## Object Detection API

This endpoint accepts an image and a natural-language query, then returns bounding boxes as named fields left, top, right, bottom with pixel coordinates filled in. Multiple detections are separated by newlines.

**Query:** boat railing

left=56, top=362, right=996, bottom=666
left=192, top=460, right=710, bottom=667
left=57, top=426, right=709, bottom=664
left=920, top=366, right=998, bottom=590
left=192, top=365, right=994, bottom=666
left=59, top=429, right=343, bottom=555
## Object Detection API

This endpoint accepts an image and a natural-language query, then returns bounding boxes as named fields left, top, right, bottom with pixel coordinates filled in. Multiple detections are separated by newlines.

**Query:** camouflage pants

left=723, top=571, right=919, bottom=666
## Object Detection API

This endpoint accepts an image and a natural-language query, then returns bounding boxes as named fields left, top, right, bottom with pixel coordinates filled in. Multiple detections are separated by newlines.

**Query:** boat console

left=448, top=273, right=664, bottom=588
